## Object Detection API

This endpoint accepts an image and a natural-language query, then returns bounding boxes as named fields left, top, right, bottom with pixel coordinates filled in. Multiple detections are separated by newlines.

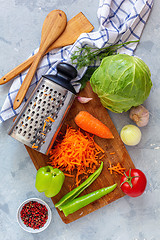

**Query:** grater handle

left=57, top=62, right=77, bottom=80
left=43, top=63, right=78, bottom=94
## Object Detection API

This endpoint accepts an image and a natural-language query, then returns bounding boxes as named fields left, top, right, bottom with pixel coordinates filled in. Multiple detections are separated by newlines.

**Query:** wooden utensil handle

left=0, top=12, right=94, bottom=85
left=13, top=10, right=67, bottom=110
left=13, top=53, right=43, bottom=110
left=0, top=56, right=35, bottom=84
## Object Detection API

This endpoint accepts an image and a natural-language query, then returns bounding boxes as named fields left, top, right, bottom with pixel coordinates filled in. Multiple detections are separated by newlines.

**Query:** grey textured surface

left=0, top=0, right=160, bottom=239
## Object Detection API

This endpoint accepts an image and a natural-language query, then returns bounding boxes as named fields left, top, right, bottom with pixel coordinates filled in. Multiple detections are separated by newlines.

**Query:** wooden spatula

left=13, top=9, right=67, bottom=110
left=0, top=13, right=94, bottom=85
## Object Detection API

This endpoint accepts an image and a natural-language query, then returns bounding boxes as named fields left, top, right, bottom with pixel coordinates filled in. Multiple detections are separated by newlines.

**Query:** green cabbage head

left=90, top=54, right=152, bottom=113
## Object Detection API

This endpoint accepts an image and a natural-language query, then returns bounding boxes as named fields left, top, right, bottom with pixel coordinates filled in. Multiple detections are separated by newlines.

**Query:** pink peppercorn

left=20, top=201, right=48, bottom=229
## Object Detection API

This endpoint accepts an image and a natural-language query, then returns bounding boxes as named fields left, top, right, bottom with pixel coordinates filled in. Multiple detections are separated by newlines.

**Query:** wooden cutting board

left=25, top=82, right=135, bottom=224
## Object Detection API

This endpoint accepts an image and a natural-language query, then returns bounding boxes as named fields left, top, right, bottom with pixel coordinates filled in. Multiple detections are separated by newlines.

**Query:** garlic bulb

left=129, top=105, right=149, bottom=127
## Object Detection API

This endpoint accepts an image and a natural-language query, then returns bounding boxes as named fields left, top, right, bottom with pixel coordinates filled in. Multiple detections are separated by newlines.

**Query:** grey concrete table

left=0, top=0, right=159, bottom=239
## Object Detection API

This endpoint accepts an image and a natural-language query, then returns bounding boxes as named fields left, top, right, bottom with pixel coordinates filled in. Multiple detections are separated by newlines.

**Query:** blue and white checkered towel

left=0, top=0, right=153, bottom=123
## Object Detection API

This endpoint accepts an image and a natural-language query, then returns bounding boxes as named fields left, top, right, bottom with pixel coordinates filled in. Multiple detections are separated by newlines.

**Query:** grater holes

left=31, top=111, right=35, bottom=117
left=41, top=108, right=45, bottom=113
left=19, top=120, right=24, bottom=125
left=47, top=103, right=51, bottom=110
left=27, top=133, right=32, bottom=139
left=36, top=139, right=40, bottom=144
left=37, top=106, right=41, bottom=111
left=41, top=134, right=46, bottom=140
left=18, top=128, right=22, bottom=134
left=12, top=82, right=68, bottom=149
left=22, top=130, right=27, bottom=136
left=51, top=113, right=58, bottom=120
left=44, top=87, right=49, bottom=92
left=60, top=102, right=64, bottom=108
left=53, top=109, right=58, bottom=115
left=35, top=113, right=39, bottom=119
left=39, top=132, right=45, bottom=140
left=25, top=117, right=29, bottom=121
left=39, top=141, right=44, bottom=147
left=42, top=102, right=46, bottom=107
left=32, top=104, right=36, bottom=109
left=27, top=109, right=31, bottom=114
left=39, top=92, right=43, bottom=97
left=38, top=99, right=42, bottom=104
left=47, top=127, right=52, bottom=133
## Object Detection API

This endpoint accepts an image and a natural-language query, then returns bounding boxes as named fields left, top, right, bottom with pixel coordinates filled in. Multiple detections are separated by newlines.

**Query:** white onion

left=120, top=125, right=142, bottom=146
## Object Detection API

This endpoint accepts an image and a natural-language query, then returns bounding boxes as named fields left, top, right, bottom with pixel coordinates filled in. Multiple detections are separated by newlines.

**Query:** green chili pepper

left=55, top=161, right=103, bottom=208
left=60, top=183, right=117, bottom=216
left=35, top=166, right=65, bottom=198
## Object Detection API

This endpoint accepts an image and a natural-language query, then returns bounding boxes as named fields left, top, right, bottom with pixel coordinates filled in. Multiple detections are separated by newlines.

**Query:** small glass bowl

left=17, top=198, right=52, bottom=233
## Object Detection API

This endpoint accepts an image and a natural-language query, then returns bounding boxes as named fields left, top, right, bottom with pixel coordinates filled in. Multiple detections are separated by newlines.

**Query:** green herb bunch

left=71, top=40, right=139, bottom=69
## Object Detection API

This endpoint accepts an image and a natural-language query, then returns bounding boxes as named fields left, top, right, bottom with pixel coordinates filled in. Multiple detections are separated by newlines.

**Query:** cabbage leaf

left=90, top=54, right=152, bottom=113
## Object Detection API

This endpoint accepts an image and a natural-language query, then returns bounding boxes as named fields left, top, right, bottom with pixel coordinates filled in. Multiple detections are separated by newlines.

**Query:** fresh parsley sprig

left=71, top=40, right=139, bottom=69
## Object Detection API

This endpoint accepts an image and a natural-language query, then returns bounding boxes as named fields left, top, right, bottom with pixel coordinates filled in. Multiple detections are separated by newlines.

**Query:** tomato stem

left=120, top=169, right=139, bottom=188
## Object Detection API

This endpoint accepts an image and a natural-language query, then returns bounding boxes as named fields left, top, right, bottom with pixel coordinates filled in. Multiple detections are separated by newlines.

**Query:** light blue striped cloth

left=0, top=0, right=153, bottom=122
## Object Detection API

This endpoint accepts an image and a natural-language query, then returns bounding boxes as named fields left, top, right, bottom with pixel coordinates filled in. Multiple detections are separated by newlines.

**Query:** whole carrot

left=74, top=111, right=114, bottom=139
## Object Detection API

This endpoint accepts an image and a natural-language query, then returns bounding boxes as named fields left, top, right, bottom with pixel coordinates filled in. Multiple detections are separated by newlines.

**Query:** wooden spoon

left=13, top=9, right=67, bottom=110
left=0, top=12, right=94, bottom=86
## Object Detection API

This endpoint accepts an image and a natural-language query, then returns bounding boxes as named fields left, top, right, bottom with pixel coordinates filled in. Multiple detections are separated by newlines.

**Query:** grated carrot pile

left=108, top=160, right=126, bottom=175
left=48, top=126, right=104, bottom=186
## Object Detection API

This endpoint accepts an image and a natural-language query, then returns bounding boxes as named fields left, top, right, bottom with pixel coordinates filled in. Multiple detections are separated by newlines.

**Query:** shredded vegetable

left=48, top=126, right=105, bottom=186
left=108, top=161, right=126, bottom=175
left=32, top=143, right=38, bottom=149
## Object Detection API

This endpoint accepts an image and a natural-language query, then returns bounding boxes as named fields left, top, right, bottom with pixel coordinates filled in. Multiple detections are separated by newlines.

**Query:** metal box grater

left=8, top=63, right=80, bottom=155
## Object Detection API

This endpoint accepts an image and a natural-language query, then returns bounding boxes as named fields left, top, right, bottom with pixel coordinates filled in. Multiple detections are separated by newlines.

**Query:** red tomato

left=120, top=169, right=147, bottom=197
